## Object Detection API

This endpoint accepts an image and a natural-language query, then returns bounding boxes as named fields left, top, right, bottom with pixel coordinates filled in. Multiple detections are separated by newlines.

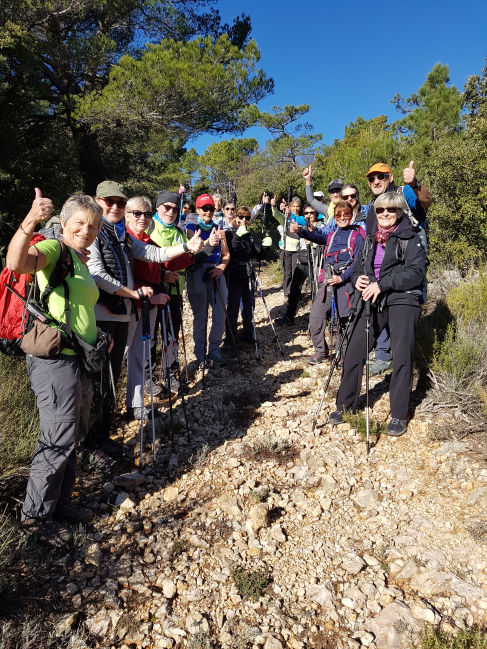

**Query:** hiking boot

left=208, top=350, right=226, bottom=367
left=307, top=352, right=328, bottom=365
left=54, top=500, right=93, bottom=524
left=100, top=438, right=124, bottom=458
left=369, top=359, right=392, bottom=375
left=80, top=448, right=118, bottom=475
left=241, top=335, right=256, bottom=345
left=24, top=518, right=73, bottom=548
left=328, top=410, right=344, bottom=425
left=387, top=418, right=407, bottom=437
left=276, top=316, right=294, bottom=326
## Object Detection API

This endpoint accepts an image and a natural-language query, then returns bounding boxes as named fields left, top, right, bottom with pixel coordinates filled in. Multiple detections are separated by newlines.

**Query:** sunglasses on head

left=376, top=206, right=399, bottom=215
left=342, top=193, right=357, bottom=200
left=101, top=197, right=127, bottom=209
left=199, top=205, right=215, bottom=213
left=368, top=173, right=390, bottom=182
left=130, top=210, right=152, bottom=219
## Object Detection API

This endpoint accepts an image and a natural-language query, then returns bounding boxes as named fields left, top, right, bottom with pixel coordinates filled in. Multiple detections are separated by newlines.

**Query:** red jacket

left=127, top=228, right=163, bottom=309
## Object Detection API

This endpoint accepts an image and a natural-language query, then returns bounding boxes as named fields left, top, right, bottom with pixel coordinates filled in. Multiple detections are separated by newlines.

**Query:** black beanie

left=156, top=191, right=181, bottom=209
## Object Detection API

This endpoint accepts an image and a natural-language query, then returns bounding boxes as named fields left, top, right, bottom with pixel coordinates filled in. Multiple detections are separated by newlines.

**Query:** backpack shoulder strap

left=40, top=242, right=74, bottom=308
left=325, top=230, right=336, bottom=255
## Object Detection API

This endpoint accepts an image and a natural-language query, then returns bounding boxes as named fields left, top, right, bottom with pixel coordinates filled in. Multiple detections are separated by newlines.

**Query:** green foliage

left=77, top=36, right=272, bottom=137
left=231, top=566, right=270, bottom=600
left=0, top=355, right=39, bottom=478
left=267, top=260, right=283, bottom=284
left=416, top=624, right=487, bottom=648
left=392, top=62, right=462, bottom=143
left=446, top=272, right=487, bottom=323
left=342, top=410, right=388, bottom=438
left=199, top=137, right=259, bottom=196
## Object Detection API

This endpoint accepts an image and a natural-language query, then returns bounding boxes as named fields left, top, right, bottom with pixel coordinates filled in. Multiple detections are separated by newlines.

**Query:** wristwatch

left=182, top=242, right=193, bottom=254
left=137, top=288, right=144, bottom=300
left=412, top=178, right=421, bottom=190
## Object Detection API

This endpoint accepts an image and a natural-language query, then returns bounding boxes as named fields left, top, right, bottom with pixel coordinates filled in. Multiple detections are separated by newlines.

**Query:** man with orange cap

left=364, top=161, right=432, bottom=374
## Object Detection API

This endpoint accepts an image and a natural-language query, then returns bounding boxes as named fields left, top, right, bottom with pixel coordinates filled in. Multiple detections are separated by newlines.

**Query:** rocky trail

left=4, top=267, right=487, bottom=649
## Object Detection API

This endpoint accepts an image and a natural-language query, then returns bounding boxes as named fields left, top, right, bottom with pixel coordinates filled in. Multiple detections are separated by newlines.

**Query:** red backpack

left=0, top=236, right=73, bottom=356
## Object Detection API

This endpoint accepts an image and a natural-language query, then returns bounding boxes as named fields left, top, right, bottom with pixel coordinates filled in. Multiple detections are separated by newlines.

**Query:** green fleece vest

left=147, top=219, right=187, bottom=294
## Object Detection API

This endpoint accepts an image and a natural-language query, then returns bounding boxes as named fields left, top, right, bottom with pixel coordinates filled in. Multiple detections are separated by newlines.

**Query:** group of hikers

left=3, top=158, right=430, bottom=547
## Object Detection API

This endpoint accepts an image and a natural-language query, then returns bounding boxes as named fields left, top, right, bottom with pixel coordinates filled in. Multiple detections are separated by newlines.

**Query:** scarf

left=155, top=213, right=175, bottom=229
left=375, top=223, right=398, bottom=247
left=103, top=216, right=125, bottom=239
left=197, top=216, right=213, bottom=232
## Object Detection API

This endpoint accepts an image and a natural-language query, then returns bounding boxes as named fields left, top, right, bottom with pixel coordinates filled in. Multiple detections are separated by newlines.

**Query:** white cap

left=313, top=191, right=325, bottom=198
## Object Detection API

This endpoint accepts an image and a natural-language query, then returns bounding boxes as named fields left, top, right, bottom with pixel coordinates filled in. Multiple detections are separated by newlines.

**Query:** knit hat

left=156, top=191, right=181, bottom=209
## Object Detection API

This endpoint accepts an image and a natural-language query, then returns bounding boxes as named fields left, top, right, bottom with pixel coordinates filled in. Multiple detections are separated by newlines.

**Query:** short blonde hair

left=126, top=195, right=152, bottom=214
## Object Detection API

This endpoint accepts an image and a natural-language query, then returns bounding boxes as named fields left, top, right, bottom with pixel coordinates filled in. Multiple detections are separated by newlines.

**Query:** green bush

left=416, top=624, right=487, bottom=648
left=0, top=355, right=39, bottom=478
left=446, top=271, right=487, bottom=324
left=231, top=566, right=270, bottom=600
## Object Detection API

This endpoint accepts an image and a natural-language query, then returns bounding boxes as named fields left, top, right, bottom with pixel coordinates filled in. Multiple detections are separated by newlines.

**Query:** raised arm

left=303, top=165, right=329, bottom=217
left=6, top=188, right=51, bottom=274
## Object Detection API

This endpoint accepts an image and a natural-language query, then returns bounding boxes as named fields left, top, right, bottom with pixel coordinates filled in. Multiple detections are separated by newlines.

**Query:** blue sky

left=192, top=0, right=487, bottom=154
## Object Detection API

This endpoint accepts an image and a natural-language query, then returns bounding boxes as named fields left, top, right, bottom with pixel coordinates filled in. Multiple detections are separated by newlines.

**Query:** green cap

left=96, top=180, right=127, bottom=199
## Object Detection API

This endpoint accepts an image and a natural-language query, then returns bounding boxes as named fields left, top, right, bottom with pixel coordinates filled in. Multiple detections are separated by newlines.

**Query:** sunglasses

left=161, top=204, right=178, bottom=213
left=329, top=190, right=341, bottom=195
left=225, top=207, right=235, bottom=212
left=376, top=206, right=399, bottom=215
left=304, top=211, right=316, bottom=216
left=367, top=173, right=390, bottom=182
left=199, top=205, right=215, bottom=213
left=335, top=212, right=352, bottom=219
left=130, top=210, right=152, bottom=219
left=101, top=197, right=127, bottom=209
left=342, top=193, right=357, bottom=200
left=237, top=214, right=250, bottom=219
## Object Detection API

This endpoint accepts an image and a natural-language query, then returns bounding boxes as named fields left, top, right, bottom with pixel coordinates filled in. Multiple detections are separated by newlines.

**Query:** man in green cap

left=81, top=181, right=203, bottom=468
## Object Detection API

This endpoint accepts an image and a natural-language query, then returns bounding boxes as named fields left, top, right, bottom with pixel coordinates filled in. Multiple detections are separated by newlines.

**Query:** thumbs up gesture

left=187, top=228, right=204, bottom=253
left=403, top=160, right=416, bottom=186
left=29, top=187, right=53, bottom=224
left=208, top=226, right=220, bottom=247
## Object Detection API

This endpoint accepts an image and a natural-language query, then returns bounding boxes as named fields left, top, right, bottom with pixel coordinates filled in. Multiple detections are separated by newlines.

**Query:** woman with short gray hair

left=328, top=191, right=426, bottom=437
left=6, top=190, right=105, bottom=547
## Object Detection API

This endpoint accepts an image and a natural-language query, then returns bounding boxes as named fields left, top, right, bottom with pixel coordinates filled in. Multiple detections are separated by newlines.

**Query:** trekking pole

left=108, top=358, right=117, bottom=403
left=282, top=186, right=291, bottom=256
left=175, top=280, right=189, bottom=383
left=166, top=302, right=190, bottom=436
left=212, top=276, right=242, bottom=367
left=142, top=297, right=157, bottom=466
left=161, top=305, right=176, bottom=452
left=202, top=282, right=211, bottom=388
left=252, top=266, right=284, bottom=356
left=312, top=291, right=362, bottom=432
left=248, top=275, right=258, bottom=359
left=365, top=298, right=371, bottom=456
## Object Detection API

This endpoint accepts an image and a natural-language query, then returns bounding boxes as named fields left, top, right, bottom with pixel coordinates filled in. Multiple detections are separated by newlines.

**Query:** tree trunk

left=77, top=126, right=105, bottom=195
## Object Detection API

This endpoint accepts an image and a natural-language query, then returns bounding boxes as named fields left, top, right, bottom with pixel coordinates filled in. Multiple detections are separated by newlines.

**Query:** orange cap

left=366, top=163, right=391, bottom=177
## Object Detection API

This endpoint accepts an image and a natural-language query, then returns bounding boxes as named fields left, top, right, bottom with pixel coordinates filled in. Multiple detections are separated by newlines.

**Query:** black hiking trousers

left=336, top=304, right=420, bottom=421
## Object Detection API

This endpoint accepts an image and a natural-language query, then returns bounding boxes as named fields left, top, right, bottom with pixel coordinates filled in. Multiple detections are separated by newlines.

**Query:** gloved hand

left=262, top=236, right=272, bottom=248
left=236, top=225, right=249, bottom=237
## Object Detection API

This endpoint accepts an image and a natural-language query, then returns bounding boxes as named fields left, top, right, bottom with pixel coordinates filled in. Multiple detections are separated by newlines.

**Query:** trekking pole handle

left=365, top=298, right=371, bottom=317
left=141, top=296, right=151, bottom=338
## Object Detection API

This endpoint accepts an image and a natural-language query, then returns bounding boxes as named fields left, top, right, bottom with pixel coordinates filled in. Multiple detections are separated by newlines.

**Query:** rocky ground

left=4, top=267, right=487, bottom=649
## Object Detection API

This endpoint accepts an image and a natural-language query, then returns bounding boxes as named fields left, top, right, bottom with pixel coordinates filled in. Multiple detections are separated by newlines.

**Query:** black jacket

left=352, top=216, right=426, bottom=308
left=225, top=227, right=268, bottom=283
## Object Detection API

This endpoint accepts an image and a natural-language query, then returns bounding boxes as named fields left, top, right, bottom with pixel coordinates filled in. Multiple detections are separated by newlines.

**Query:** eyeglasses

left=161, top=204, right=178, bottom=213
left=335, top=211, right=352, bottom=219
left=342, top=193, right=357, bottom=200
left=100, top=197, right=127, bottom=209
left=199, top=205, right=215, bottom=213
left=367, top=173, right=390, bottom=183
left=225, top=207, right=235, bottom=212
left=130, top=210, right=152, bottom=219
left=304, top=211, right=316, bottom=216
left=376, top=206, right=399, bottom=215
